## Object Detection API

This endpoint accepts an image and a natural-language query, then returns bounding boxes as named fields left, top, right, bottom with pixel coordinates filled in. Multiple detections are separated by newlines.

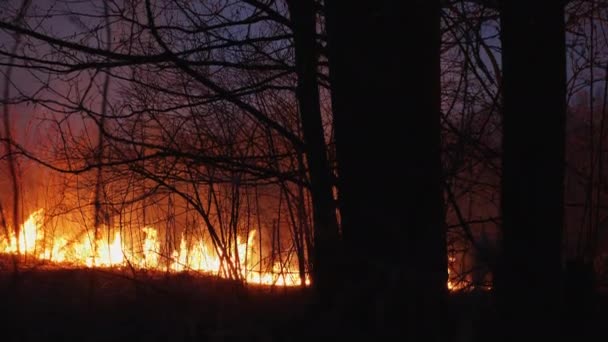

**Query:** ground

left=0, top=255, right=606, bottom=341
left=0, top=256, right=311, bottom=341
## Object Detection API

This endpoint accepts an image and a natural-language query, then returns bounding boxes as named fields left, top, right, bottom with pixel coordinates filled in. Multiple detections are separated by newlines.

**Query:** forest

left=0, top=0, right=607, bottom=340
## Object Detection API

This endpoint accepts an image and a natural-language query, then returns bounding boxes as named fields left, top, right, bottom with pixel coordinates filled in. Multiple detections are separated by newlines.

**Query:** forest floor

left=0, top=255, right=606, bottom=341
left=0, top=255, right=313, bottom=341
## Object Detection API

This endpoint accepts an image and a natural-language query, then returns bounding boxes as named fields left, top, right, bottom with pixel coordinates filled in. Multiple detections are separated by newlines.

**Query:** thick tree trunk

left=497, top=1, right=566, bottom=339
left=325, top=1, right=446, bottom=338
left=286, top=0, right=341, bottom=293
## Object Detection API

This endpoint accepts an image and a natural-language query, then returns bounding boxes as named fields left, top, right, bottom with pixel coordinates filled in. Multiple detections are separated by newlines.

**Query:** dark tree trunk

left=325, top=1, right=446, bottom=338
left=286, top=0, right=341, bottom=293
left=497, top=1, right=566, bottom=339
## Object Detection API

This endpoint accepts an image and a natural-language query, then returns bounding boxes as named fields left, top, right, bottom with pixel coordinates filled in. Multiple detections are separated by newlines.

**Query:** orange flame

left=3, top=210, right=470, bottom=290
left=1, top=209, right=310, bottom=287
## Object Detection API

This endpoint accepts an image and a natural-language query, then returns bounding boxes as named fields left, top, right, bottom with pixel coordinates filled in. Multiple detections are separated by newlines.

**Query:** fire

left=3, top=210, right=470, bottom=290
left=447, top=256, right=461, bottom=291
left=448, top=255, right=473, bottom=291
left=141, top=227, right=160, bottom=268
left=1, top=209, right=310, bottom=287
left=1, top=208, right=45, bottom=254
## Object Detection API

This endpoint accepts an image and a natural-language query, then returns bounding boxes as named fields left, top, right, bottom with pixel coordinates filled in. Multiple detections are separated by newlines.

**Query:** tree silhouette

left=286, top=0, right=340, bottom=295
left=2, top=0, right=608, bottom=340
left=496, top=1, right=567, bottom=339
left=325, top=0, right=446, bottom=338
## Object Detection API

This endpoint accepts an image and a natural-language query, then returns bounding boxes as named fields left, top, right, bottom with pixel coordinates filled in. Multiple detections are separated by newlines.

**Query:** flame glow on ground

left=1, top=209, right=309, bottom=286
left=1, top=210, right=471, bottom=290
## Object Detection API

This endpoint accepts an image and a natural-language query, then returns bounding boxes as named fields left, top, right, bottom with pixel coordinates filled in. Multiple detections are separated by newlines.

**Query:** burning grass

left=1, top=209, right=484, bottom=292
left=0, top=209, right=310, bottom=287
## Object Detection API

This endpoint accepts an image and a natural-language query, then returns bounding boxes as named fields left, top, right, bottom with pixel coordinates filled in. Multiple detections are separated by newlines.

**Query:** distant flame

left=1, top=209, right=310, bottom=287
left=447, top=256, right=462, bottom=291
left=447, top=255, right=483, bottom=292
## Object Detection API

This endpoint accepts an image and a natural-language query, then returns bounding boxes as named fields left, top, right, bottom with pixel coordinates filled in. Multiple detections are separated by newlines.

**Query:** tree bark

left=497, top=1, right=566, bottom=339
left=325, top=1, right=446, bottom=338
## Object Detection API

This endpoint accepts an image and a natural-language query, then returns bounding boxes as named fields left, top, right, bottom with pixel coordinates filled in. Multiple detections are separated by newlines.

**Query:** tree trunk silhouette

left=286, top=0, right=341, bottom=292
left=325, top=1, right=446, bottom=338
left=496, top=1, right=566, bottom=339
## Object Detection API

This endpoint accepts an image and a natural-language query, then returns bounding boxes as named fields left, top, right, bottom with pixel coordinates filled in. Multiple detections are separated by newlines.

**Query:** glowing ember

left=1, top=209, right=310, bottom=287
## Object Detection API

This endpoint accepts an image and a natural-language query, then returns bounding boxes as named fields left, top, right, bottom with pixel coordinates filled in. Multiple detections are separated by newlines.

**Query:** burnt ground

left=0, top=255, right=606, bottom=341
